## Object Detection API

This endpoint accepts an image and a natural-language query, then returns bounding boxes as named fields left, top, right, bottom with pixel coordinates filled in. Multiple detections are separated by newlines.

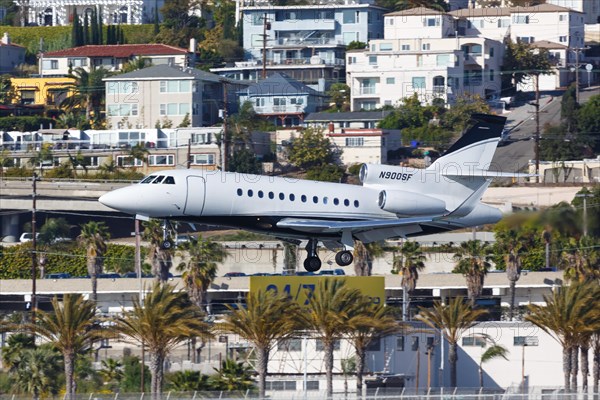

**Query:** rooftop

left=43, top=44, right=188, bottom=58
left=242, top=73, right=325, bottom=97
left=305, top=110, right=392, bottom=122
left=449, top=3, right=581, bottom=17
left=386, top=7, right=448, bottom=17
left=104, top=64, right=222, bottom=82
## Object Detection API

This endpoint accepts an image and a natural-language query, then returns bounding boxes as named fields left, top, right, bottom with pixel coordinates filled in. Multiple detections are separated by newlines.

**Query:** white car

left=19, top=233, right=39, bottom=242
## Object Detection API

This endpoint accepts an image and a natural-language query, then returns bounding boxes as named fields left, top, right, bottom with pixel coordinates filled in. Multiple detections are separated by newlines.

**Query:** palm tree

left=78, top=221, right=110, bottom=303
left=167, top=370, right=211, bottom=391
left=1, top=333, right=36, bottom=371
left=505, top=250, right=522, bottom=321
left=479, top=341, right=509, bottom=388
left=62, top=67, right=111, bottom=121
left=143, top=219, right=175, bottom=283
left=453, top=240, right=493, bottom=306
left=416, top=297, right=488, bottom=387
left=346, top=302, right=400, bottom=392
left=297, top=279, right=366, bottom=397
left=524, top=281, right=600, bottom=391
left=217, top=290, right=301, bottom=398
left=10, top=345, right=63, bottom=400
left=99, top=358, right=124, bottom=390
left=29, top=294, right=100, bottom=400
left=113, top=283, right=212, bottom=400
left=98, top=156, right=120, bottom=178
left=561, top=236, right=600, bottom=283
left=353, top=241, right=384, bottom=276
left=177, top=236, right=227, bottom=312
left=393, top=241, right=426, bottom=320
left=211, top=358, right=255, bottom=391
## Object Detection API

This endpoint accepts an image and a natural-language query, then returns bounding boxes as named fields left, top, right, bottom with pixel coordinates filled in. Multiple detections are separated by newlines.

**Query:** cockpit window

left=164, top=176, right=175, bottom=184
left=152, top=175, right=165, bottom=184
left=141, top=175, right=157, bottom=184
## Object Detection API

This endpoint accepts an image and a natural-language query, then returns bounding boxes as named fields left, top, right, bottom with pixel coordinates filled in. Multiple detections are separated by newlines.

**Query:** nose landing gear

left=160, top=219, right=174, bottom=250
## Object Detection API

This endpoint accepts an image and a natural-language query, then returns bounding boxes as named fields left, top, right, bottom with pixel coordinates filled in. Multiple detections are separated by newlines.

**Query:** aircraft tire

left=335, top=250, right=353, bottom=266
left=161, top=240, right=173, bottom=250
left=304, top=256, right=322, bottom=272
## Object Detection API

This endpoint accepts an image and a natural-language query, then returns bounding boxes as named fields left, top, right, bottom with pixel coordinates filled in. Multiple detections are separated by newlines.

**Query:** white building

left=40, top=44, right=190, bottom=77
left=346, top=7, right=504, bottom=109
left=0, top=32, right=25, bottom=73
left=19, top=0, right=164, bottom=26
left=546, top=0, right=600, bottom=24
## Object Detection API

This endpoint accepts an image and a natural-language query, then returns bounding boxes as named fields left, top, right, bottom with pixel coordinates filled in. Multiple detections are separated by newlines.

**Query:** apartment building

left=0, top=33, right=25, bottom=73
left=346, top=7, right=504, bottom=109
left=40, top=44, right=189, bottom=76
left=103, top=64, right=225, bottom=129
left=212, top=0, right=387, bottom=88
left=547, top=0, right=600, bottom=24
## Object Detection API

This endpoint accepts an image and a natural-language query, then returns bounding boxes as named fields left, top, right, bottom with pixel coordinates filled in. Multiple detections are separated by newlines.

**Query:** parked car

left=19, top=232, right=39, bottom=242
left=319, top=269, right=346, bottom=276
left=223, top=272, right=246, bottom=277
left=45, top=273, right=71, bottom=279
left=98, top=273, right=121, bottom=279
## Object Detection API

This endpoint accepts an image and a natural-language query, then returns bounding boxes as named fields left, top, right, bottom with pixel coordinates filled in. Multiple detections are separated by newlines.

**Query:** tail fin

left=427, top=113, right=507, bottom=173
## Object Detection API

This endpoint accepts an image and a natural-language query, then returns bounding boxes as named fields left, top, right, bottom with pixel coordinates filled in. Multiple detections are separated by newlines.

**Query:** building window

left=192, top=154, right=215, bottom=165
left=252, top=12, right=262, bottom=25
left=386, top=77, right=395, bottom=84
left=117, top=156, right=143, bottom=167
left=497, top=18, right=510, bottom=27
left=343, top=10, right=356, bottom=24
left=397, top=336, right=405, bottom=351
left=42, top=59, right=58, bottom=70
left=513, top=15, right=529, bottom=24
left=148, top=154, right=174, bottom=166
left=401, top=44, right=410, bottom=51
left=160, top=103, right=190, bottom=116
left=367, top=338, right=381, bottom=351
left=436, top=54, right=450, bottom=66
left=345, top=137, right=364, bottom=147
left=159, top=80, right=192, bottom=93
left=316, top=340, right=341, bottom=351
left=514, top=336, right=539, bottom=346
left=274, top=98, right=286, bottom=106
left=359, top=101, right=376, bottom=111
left=422, top=43, right=430, bottom=51
left=517, top=36, right=535, bottom=44
left=412, top=76, right=426, bottom=89
left=278, top=338, right=301, bottom=351
left=386, top=17, right=394, bottom=25
left=369, top=56, right=377, bottom=65
left=559, top=36, right=567, bottom=43
left=489, top=47, right=495, bottom=57
left=490, top=69, right=495, bottom=81
left=559, top=14, right=567, bottom=22
left=379, top=43, right=392, bottom=51
left=191, top=133, right=211, bottom=144
left=462, top=336, right=487, bottom=346
left=348, top=56, right=356, bottom=64
left=68, top=57, right=87, bottom=67
left=424, top=17, right=440, bottom=27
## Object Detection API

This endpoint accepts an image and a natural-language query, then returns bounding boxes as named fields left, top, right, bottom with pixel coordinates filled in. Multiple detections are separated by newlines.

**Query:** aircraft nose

left=99, top=189, right=133, bottom=213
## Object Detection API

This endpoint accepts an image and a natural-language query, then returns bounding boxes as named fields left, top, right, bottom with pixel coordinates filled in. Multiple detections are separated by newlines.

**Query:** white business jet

left=100, top=113, right=517, bottom=272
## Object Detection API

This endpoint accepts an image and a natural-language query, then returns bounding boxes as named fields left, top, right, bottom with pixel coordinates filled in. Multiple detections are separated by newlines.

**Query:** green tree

left=113, top=283, right=212, bottom=400
left=217, top=290, right=301, bottom=398
left=560, top=236, right=600, bottom=283
left=156, top=0, right=205, bottom=47
left=167, top=370, right=211, bottom=391
left=177, top=236, right=227, bottom=312
left=416, top=297, right=488, bottom=388
left=346, top=41, right=366, bottom=50
left=99, top=358, right=124, bottom=391
left=119, top=355, right=150, bottom=392
left=0, top=74, right=17, bottom=104
left=439, top=94, right=491, bottom=134
left=525, top=282, right=600, bottom=391
left=1, top=333, right=36, bottom=371
left=326, top=83, right=350, bottom=111
left=38, top=217, right=71, bottom=245
left=479, top=342, right=509, bottom=388
left=453, top=240, right=493, bottom=306
left=393, top=240, right=426, bottom=319
left=78, top=221, right=110, bottom=303
left=227, top=147, right=262, bottom=174
left=305, top=164, right=344, bottom=182
left=287, top=128, right=338, bottom=170
left=121, top=57, right=152, bottom=73
left=211, top=358, right=255, bottom=391
left=62, top=67, right=111, bottom=123
left=578, top=95, right=600, bottom=153
left=347, top=302, right=400, bottom=392
left=30, top=294, right=101, bottom=400
left=142, top=219, right=175, bottom=283
left=561, top=83, right=579, bottom=135
left=297, top=279, right=366, bottom=397
left=10, top=346, right=62, bottom=400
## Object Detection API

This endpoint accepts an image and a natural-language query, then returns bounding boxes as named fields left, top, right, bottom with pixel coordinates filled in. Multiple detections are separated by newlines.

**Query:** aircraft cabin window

left=323, top=197, right=328, bottom=205
left=141, top=176, right=157, bottom=184
left=237, top=188, right=243, bottom=196
left=279, top=193, right=285, bottom=200
left=269, top=192, right=274, bottom=199
left=164, top=176, right=175, bottom=184
left=153, top=176, right=165, bottom=184
left=334, top=198, right=339, bottom=205
left=258, top=191, right=264, bottom=198
left=248, top=189, right=254, bottom=197
left=344, top=199, right=350, bottom=206
left=301, top=195, right=307, bottom=203
left=289, top=194, right=295, bottom=201
left=354, top=200, right=360, bottom=207
left=313, top=196, right=319, bottom=204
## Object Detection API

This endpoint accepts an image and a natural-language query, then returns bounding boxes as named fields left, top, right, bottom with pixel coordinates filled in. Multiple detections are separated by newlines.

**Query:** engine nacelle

left=378, top=190, right=447, bottom=216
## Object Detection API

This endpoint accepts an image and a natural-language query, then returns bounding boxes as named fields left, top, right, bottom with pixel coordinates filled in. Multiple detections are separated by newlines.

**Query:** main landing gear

left=303, top=239, right=354, bottom=272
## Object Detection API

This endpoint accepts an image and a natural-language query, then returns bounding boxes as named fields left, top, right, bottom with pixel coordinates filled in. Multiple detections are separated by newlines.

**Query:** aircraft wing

left=276, top=216, right=439, bottom=234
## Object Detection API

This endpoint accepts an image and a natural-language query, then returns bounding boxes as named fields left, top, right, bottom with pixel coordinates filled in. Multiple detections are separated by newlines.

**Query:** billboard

left=249, top=276, right=385, bottom=307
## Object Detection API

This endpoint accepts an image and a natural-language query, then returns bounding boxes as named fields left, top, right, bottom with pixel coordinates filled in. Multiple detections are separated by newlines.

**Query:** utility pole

left=220, top=83, right=228, bottom=171
left=31, top=172, right=38, bottom=327
left=571, top=47, right=591, bottom=104
left=527, top=75, right=547, bottom=184
left=261, top=12, right=270, bottom=79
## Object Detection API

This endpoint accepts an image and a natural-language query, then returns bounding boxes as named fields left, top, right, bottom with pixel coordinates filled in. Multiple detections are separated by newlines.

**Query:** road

left=490, top=86, right=599, bottom=173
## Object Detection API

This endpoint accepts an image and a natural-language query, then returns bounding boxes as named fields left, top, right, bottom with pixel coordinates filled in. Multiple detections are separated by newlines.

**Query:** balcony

left=267, top=57, right=345, bottom=66
left=272, top=20, right=335, bottom=32
left=357, top=86, right=377, bottom=96
left=273, top=37, right=343, bottom=47
left=463, top=53, right=482, bottom=65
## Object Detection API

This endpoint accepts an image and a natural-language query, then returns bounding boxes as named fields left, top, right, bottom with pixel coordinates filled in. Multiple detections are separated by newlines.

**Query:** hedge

left=0, top=116, right=60, bottom=131
left=0, top=242, right=146, bottom=279
left=3, top=24, right=158, bottom=57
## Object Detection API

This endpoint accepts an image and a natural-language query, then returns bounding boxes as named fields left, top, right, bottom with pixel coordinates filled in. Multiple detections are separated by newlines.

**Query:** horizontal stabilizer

left=442, top=170, right=536, bottom=178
